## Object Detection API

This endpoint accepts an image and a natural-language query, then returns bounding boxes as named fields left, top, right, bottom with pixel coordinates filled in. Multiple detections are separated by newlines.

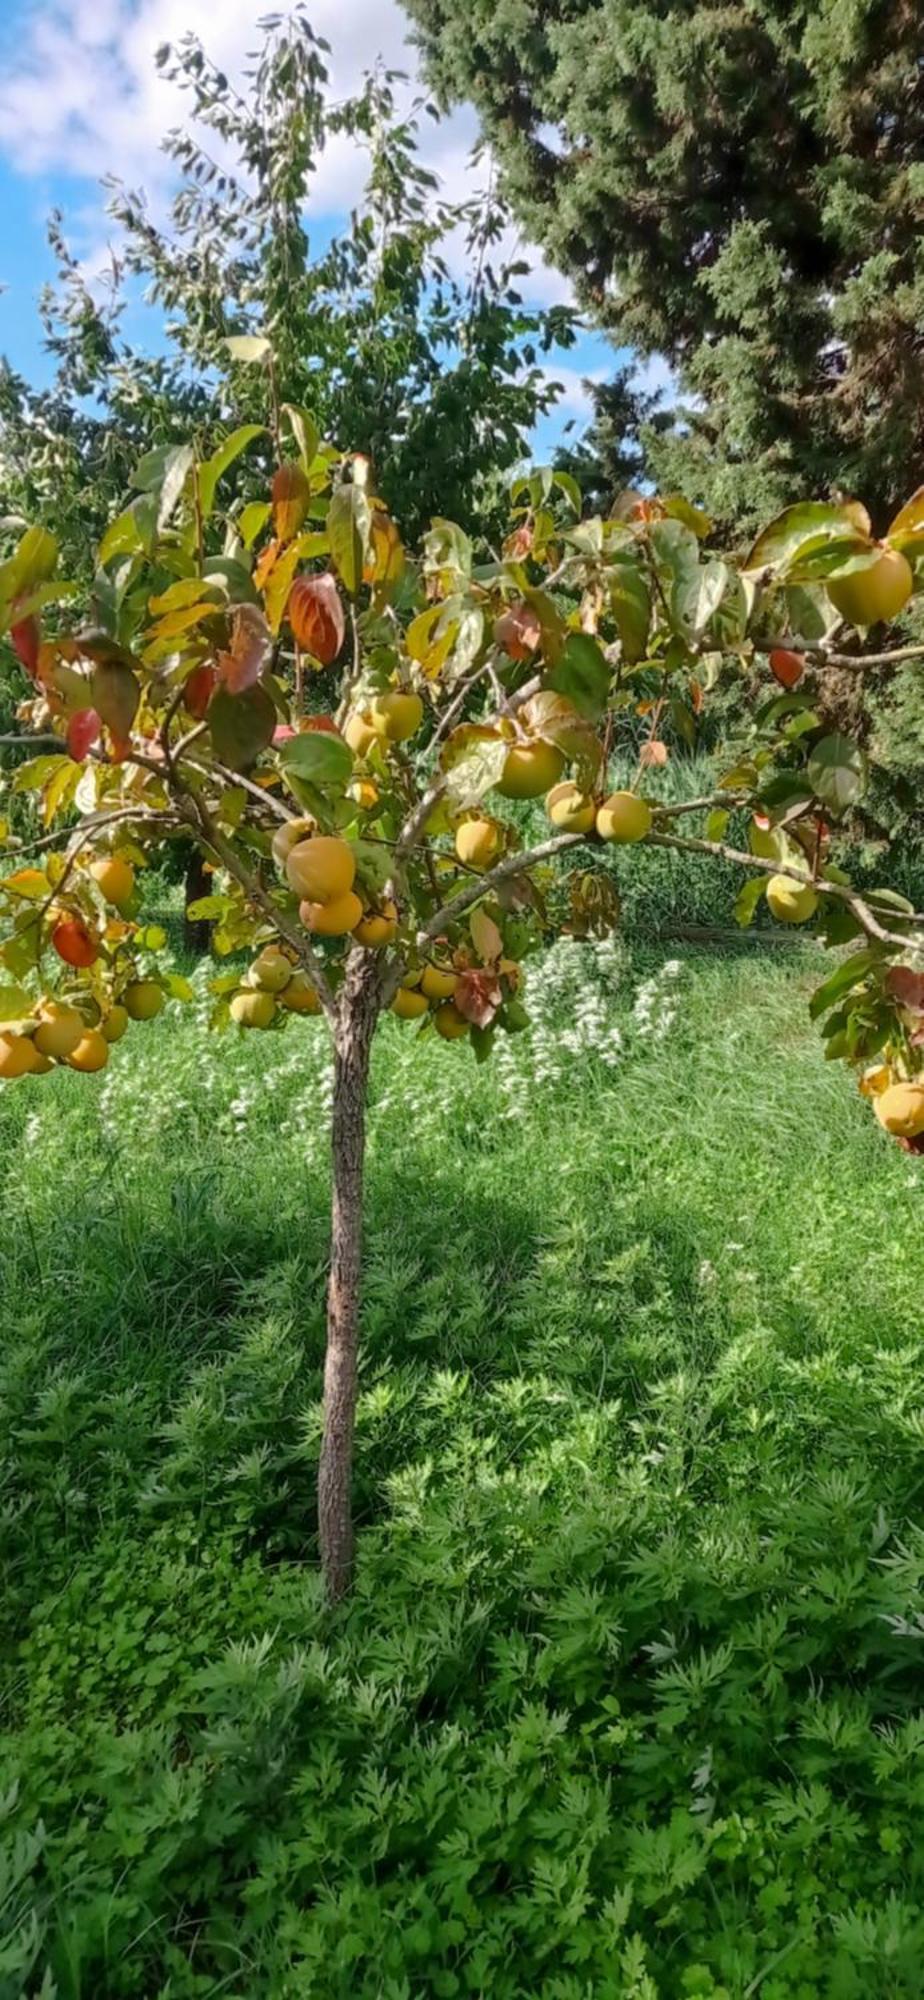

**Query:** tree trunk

left=183, top=844, right=212, bottom=956
left=318, top=951, right=381, bottom=1600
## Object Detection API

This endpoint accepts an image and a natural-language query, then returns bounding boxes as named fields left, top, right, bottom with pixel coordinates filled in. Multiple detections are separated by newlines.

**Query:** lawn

left=1, top=936, right=923, bottom=1998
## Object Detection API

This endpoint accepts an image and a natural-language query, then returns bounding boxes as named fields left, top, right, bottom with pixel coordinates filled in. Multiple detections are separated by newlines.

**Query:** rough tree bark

left=318, top=949, right=382, bottom=1600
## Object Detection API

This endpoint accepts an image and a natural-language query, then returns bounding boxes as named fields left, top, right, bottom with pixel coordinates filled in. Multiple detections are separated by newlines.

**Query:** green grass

left=2, top=937, right=924, bottom=1998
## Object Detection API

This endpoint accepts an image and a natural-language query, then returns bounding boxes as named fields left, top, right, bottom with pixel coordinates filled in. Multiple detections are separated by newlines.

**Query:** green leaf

left=786, top=536, right=878, bottom=583
left=705, top=808, right=730, bottom=842
left=547, top=633, right=610, bottom=719
left=186, top=895, right=230, bottom=921
left=12, top=755, right=70, bottom=795
left=734, top=876, right=767, bottom=927
left=276, top=731, right=353, bottom=789
left=608, top=558, right=651, bottom=663
left=0, top=526, right=58, bottom=615
left=0, top=983, right=34, bottom=1021
left=745, top=502, right=870, bottom=572
left=198, top=425, right=265, bottom=522
left=442, top=731, right=509, bottom=809
left=222, top=333, right=271, bottom=363
left=207, top=683, right=277, bottom=771
left=351, top=838, right=395, bottom=897
left=164, top=973, right=195, bottom=1001
left=282, top=405, right=320, bottom=472
left=809, top=949, right=881, bottom=1022
left=670, top=695, right=696, bottom=748
left=649, top=518, right=700, bottom=629
left=520, top=584, right=567, bottom=664
left=238, top=502, right=272, bottom=549
left=552, top=470, right=582, bottom=516
left=327, top=485, right=371, bottom=596
left=808, top=733, right=868, bottom=814
left=663, top=494, right=712, bottom=538
left=91, top=661, right=140, bottom=744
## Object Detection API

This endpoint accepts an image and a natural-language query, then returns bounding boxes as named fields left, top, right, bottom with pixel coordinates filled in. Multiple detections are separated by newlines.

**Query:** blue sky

left=0, top=0, right=627, bottom=461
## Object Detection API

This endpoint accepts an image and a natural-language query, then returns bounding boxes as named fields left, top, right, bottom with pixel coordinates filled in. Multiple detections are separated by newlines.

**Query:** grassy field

left=2, top=934, right=923, bottom=1998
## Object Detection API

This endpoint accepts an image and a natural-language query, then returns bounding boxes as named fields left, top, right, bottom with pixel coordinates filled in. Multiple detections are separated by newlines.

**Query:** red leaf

left=769, top=648, right=805, bottom=690
left=217, top=604, right=272, bottom=695
left=67, top=708, right=102, bottom=760
left=10, top=611, right=40, bottom=680
left=287, top=573, right=346, bottom=665
left=454, top=968, right=503, bottom=1028
left=887, top=966, right=924, bottom=1013
left=493, top=603, right=542, bottom=662
left=184, top=662, right=218, bottom=719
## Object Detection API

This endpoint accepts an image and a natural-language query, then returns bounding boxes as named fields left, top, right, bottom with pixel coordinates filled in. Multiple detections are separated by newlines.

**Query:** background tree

left=3, top=381, right=924, bottom=1594
left=405, top=0, right=924, bottom=532
left=0, top=8, right=573, bottom=561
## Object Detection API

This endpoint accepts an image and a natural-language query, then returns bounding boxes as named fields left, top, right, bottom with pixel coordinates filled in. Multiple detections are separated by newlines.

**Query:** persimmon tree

left=3, top=397, right=924, bottom=1597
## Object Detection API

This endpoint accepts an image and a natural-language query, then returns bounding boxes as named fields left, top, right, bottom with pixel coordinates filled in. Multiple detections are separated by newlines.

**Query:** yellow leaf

left=2, top=868, right=51, bottom=901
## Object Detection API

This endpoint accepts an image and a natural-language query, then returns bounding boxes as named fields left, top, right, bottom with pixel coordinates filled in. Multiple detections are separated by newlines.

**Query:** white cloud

left=0, top=0, right=484, bottom=228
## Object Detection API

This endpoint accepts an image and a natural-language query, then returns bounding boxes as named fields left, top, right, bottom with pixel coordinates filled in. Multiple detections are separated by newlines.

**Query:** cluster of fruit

left=0, top=978, right=162, bottom=1079
left=0, top=848, right=171, bottom=1079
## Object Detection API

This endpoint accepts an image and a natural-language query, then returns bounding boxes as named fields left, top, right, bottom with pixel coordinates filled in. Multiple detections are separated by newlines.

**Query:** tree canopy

left=406, top=0, right=924, bottom=531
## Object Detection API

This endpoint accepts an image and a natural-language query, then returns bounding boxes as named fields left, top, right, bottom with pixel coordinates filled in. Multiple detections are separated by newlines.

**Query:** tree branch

left=416, top=832, right=581, bottom=943
left=181, top=799, right=337, bottom=1014
left=648, top=829, right=920, bottom=947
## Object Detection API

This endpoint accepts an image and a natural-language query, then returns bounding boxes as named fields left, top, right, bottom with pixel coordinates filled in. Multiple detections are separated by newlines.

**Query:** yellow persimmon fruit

left=278, top=972, right=322, bottom=1015
left=353, top=901, right=398, bottom=948
left=343, top=710, right=378, bottom=758
left=33, top=1001, right=85, bottom=1060
left=766, top=874, right=818, bottom=924
left=67, top=1029, right=110, bottom=1073
left=497, top=738, right=564, bottom=800
left=595, top=792, right=652, bottom=843
left=421, top=963, right=458, bottom=1001
left=124, top=980, right=165, bottom=1021
left=300, top=890, right=364, bottom=936
left=0, top=1033, right=46, bottom=1079
left=546, top=781, right=596, bottom=833
left=271, top=816, right=317, bottom=870
left=89, top=855, right=135, bottom=906
left=874, top=1081, right=924, bottom=1138
left=391, top=986, right=429, bottom=1020
left=250, top=946, right=293, bottom=993
left=433, top=1002, right=469, bottom=1041
left=827, top=548, right=913, bottom=629
left=368, top=690, right=423, bottom=743
left=230, top=990, right=277, bottom=1029
left=455, top=818, right=502, bottom=870
left=285, top=835, right=355, bottom=904
left=101, top=1004, right=129, bottom=1044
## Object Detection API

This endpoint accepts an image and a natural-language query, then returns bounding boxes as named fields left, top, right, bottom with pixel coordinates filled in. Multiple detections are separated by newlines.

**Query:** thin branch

left=654, top=793, right=748, bottom=818
left=3, top=804, right=166, bottom=859
left=183, top=755, right=297, bottom=823
left=0, top=733, right=64, bottom=749
left=417, top=833, right=581, bottom=943
left=752, top=638, right=924, bottom=671
left=648, top=829, right=920, bottom=947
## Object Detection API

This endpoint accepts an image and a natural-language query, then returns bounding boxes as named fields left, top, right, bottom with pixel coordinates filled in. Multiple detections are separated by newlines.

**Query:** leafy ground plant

left=1, top=942, right=923, bottom=1995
